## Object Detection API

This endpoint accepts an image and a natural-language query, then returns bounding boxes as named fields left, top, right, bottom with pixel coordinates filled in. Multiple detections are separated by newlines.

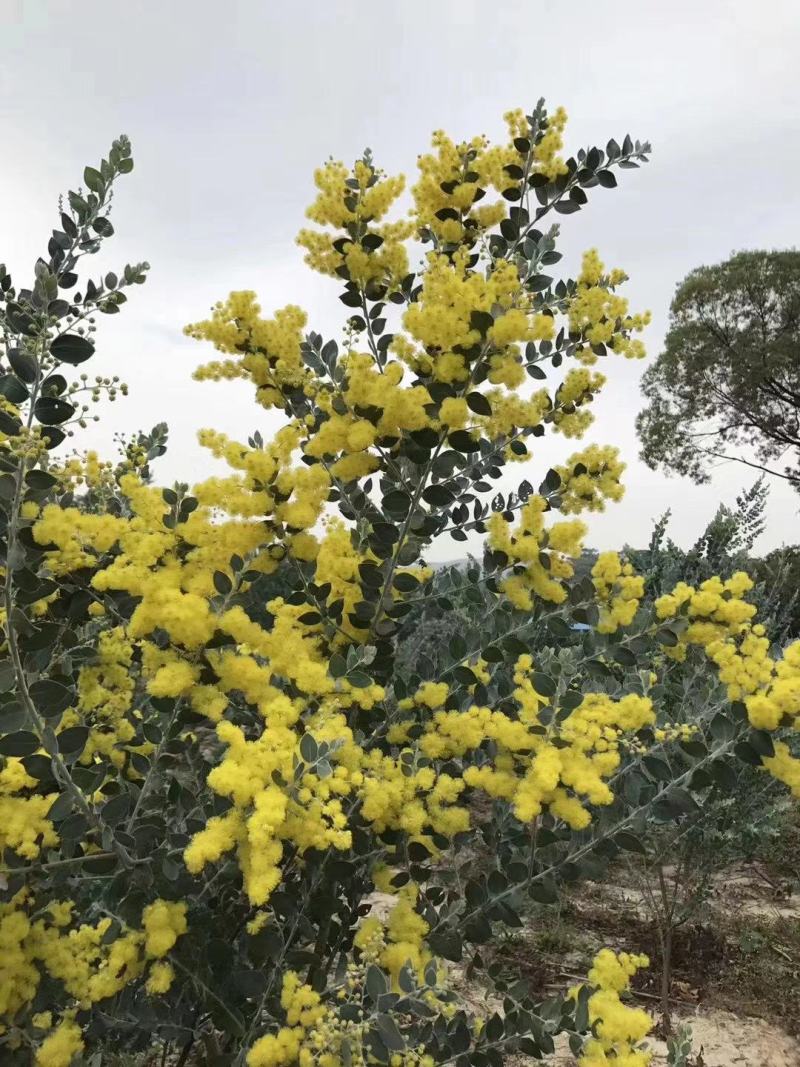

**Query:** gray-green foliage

left=627, top=478, right=798, bottom=641
left=2, top=121, right=796, bottom=1067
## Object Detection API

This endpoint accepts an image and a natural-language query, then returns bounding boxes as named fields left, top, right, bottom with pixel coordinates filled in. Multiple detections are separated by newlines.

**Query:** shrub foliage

left=1, top=106, right=799, bottom=1067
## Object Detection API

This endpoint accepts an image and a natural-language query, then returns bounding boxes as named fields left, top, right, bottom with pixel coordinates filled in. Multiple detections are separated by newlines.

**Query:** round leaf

left=50, top=334, right=95, bottom=366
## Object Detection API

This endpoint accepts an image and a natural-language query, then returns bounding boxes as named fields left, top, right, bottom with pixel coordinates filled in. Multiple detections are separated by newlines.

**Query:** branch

left=698, top=446, right=800, bottom=485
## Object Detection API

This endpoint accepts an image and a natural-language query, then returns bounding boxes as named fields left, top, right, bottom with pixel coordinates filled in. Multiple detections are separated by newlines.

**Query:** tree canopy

left=637, top=249, right=800, bottom=491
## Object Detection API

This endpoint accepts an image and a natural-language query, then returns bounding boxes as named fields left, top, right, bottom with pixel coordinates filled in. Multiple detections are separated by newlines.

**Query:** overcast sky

left=2, top=0, right=798, bottom=558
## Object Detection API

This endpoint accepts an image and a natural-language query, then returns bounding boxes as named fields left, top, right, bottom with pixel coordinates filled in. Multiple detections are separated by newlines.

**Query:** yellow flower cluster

left=186, top=293, right=311, bottom=410
left=361, top=754, right=468, bottom=841
left=75, top=626, right=136, bottom=768
left=557, top=444, right=626, bottom=514
left=247, top=970, right=327, bottom=1067
left=403, top=250, right=553, bottom=384
left=412, top=125, right=510, bottom=245
left=411, top=106, right=568, bottom=246
left=654, top=573, right=758, bottom=664
left=414, top=657, right=654, bottom=830
left=296, top=156, right=412, bottom=289
left=0, top=759, right=58, bottom=860
left=532, top=106, right=570, bottom=179
left=51, top=450, right=114, bottom=493
left=183, top=716, right=353, bottom=905
left=653, top=722, right=698, bottom=744
left=34, top=1013, right=83, bottom=1067
left=488, top=494, right=587, bottom=610
left=338, top=351, right=433, bottom=440
left=569, top=250, right=650, bottom=364
left=655, top=576, right=800, bottom=794
left=745, top=641, right=800, bottom=732
left=142, top=899, right=187, bottom=958
left=577, top=949, right=652, bottom=1067
left=247, top=955, right=436, bottom=1067
left=592, top=552, right=644, bottom=634
left=0, top=893, right=187, bottom=1060
left=551, top=368, right=607, bottom=438
left=354, top=884, right=435, bottom=990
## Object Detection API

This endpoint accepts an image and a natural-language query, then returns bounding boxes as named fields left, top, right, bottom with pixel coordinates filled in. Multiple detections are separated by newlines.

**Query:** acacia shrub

left=0, top=106, right=799, bottom=1067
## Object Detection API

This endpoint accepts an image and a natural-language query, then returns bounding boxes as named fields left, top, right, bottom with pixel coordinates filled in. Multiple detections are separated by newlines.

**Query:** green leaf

left=0, top=409, right=22, bottom=436
left=40, top=426, right=66, bottom=449
left=29, top=680, right=73, bottom=716
left=57, top=725, right=89, bottom=756
left=42, top=373, right=68, bottom=396
left=485, top=1013, right=504, bottom=1042
left=466, top=392, right=492, bottom=416
left=370, top=522, right=399, bottom=543
left=347, top=670, right=372, bottom=688
left=83, top=166, right=104, bottom=192
left=375, top=1015, right=404, bottom=1052
left=748, top=730, right=775, bottom=758
left=613, top=646, right=637, bottom=666
left=427, top=928, right=462, bottom=962
left=101, top=793, right=131, bottom=826
left=533, top=672, right=556, bottom=698
left=383, top=490, right=411, bottom=518
left=0, top=702, right=26, bottom=731
left=734, top=740, right=764, bottom=766
left=449, top=634, right=467, bottom=659
left=300, top=733, right=318, bottom=762
left=34, top=397, right=74, bottom=424
left=25, top=470, right=59, bottom=491
left=213, top=571, right=232, bottom=595
left=365, top=964, right=388, bottom=1000
left=329, top=653, right=347, bottom=678
left=615, top=831, right=647, bottom=855
left=393, top=573, right=419, bottom=592
left=656, top=786, right=698, bottom=820
left=453, top=665, right=477, bottom=685
left=469, top=310, right=494, bottom=336
left=359, top=563, right=384, bottom=588
left=0, top=374, right=29, bottom=404
left=643, top=755, right=672, bottom=781
left=8, top=348, right=38, bottom=383
left=422, top=484, right=454, bottom=507
left=547, top=616, right=572, bottom=639
left=22, top=754, right=54, bottom=782
left=529, top=878, right=558, bottom=904
left=0, top=731, right=39, bottom=756
left=46, top=791, right=73, bottom=822
left=448, top=430, right=479, bottom=452
left=709, top=759, right=737, bottom=791
left=50, top=334, right=95, bottom=365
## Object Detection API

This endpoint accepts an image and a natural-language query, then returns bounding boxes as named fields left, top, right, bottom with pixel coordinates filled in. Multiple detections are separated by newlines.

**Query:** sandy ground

left=647, top=1010, right=800, bottom=1067
left=371, top=866, right=800, bottom=1067
left=581, top=862, right=799, bottom=925
left=710, top=864, right=800, bottom=922
left=544, top=1010, right=800, bottom=1066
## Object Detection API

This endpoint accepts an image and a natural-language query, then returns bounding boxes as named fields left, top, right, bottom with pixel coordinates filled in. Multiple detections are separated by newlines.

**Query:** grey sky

left=2, top=0, right=798, bottom=558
